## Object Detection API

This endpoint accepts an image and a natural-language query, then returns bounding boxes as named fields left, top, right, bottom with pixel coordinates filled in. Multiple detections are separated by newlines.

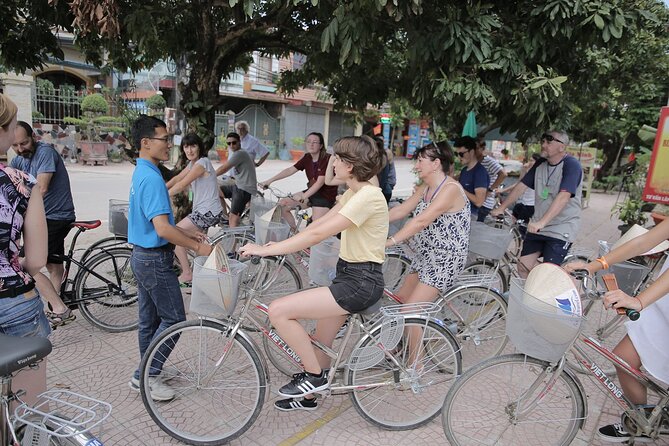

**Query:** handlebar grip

left=625, top=308, right=641, bottom=321
left=602, top=273, right=641, bottom=321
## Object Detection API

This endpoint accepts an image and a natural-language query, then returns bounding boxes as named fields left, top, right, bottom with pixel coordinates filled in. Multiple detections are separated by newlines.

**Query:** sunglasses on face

left=227, top=140, right=239, bottom=146
left=541, top=133, right=565, bottom=144
left=456, top=151, right=468, bottom=157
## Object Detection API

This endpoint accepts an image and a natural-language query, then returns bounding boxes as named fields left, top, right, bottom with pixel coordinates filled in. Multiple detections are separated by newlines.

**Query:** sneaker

left=128, top=376, right=176, bottom=401
left=598, top=423, right=653, bottom=443
left=278, top=371, right=328, bottom=398
left=274, top=397, right=318, bottom=412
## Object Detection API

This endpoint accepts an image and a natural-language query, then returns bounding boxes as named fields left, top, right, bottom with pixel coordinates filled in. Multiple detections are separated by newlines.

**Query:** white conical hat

left=612, top=224, right=669, bottom=256
left=524, top=263, right=581, bottom=316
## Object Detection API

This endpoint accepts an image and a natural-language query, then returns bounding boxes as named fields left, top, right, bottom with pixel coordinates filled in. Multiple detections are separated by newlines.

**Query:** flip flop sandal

left=46, top=308, right=76, bottom=327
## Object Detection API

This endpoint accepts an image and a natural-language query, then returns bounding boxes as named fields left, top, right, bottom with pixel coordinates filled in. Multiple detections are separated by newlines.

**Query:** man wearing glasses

left=492, top=130, right=582, bottom=276
left=455, top=136, right=490, bottom=219
left=216, top=132, right=257, bottom=227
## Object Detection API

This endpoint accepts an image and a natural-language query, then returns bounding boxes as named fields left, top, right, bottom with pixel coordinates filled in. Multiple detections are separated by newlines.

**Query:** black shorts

left=221, top=185, right=253, bottom=216
left=47, top=219, right=74, bottom=264
left=329, top=259, right=384, bottom=313
left=521, top=232, right=571, bottom=265
left=307, top=191, right=335, bottom=209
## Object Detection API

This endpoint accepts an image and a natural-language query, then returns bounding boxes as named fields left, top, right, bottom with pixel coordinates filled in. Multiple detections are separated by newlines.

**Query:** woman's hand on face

left=603, top=289, right=641, bottom=312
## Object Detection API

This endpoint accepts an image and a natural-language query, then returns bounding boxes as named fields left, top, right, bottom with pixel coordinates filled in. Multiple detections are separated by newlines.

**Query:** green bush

left=63, top=117, right=86, bottom=126
left=146, top=94, right=166, bottom=111
left=81, top=93, right=109, bottom=114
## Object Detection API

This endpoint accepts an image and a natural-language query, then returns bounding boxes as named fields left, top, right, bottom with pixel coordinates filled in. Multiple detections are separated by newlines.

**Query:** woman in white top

left=167, top=133, right=224, bottom=284
left=240, top=135, right=388, bottom=412
left=567, top=218, right=669, bottom=442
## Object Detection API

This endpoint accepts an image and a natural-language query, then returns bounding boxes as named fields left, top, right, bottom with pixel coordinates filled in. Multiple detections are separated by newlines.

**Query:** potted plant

left=76, top=93, right=110, bottom=165
left=146, top=94, right=166, bottom=117
left=612, top=197, right=648, bottom=234
left=289, top=136, right=305, bottom=162
left=215, top=134, right=228, bottom=162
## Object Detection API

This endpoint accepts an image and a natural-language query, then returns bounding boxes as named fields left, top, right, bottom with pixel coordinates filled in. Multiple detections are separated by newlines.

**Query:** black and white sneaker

left=278, top=371, right=328, bottom=398
left=598, top=423, right=653, bottom=443
left=274, top=397, right=318, bottom=412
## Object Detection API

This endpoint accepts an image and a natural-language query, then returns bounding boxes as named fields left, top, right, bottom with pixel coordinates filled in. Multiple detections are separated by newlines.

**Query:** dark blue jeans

left=131, top=245, right=185, bottom=377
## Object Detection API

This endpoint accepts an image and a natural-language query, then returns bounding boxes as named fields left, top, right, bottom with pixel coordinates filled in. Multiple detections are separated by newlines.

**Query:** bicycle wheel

left=241, top=256, right=302, bottom=301
left=508, top=226, right=523, bottom=260
left=439, top=286, right=508, bottom=370
left=383, top=252, right=412, bottom=293
left=139, top=319, right=266, bottom=445
left=80, top=235, right=130, bottom=264
left=347, top=318, right=461, bottom=430
left=442, top=354, right=585, bottom=446
left=461, top=259, right=507, bottom=293
left=75, top=248, right=138, bottom=332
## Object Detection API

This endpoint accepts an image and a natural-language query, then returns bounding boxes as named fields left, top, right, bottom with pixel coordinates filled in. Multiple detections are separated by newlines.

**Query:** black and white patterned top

left=409, top=182, right=470, bottom=291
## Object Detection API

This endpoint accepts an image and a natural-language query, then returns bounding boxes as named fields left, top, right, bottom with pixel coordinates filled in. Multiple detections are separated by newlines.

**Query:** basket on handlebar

left=254, top=217, right=291, bottom=245
left=190, top=255, right=249, bottom=316
left=249, top=195, right=278, bottom=223
left=506, top=278, right=584, bottom=363
left=308, top=236, right=340, bottom=286
left=468, top=221, right=513, bottom=260
left=597, top=241, right=650, bottom=296
left=108, top=199, right=129, bottom=237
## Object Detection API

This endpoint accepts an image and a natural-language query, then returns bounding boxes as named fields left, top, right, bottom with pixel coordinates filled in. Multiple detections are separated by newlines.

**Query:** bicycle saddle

left=72, top=220, right=102, bottom=230
left=0, top=333, right=52, bottom=376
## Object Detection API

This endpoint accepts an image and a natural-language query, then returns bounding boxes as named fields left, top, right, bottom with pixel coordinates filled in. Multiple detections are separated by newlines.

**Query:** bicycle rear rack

left=14, top=389, right=112, bottom=439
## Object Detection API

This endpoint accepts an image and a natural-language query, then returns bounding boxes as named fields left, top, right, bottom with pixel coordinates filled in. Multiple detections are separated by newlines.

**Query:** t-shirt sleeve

left=228, top=151, right=242, bottom=168
left=474, top=166, right=489, bottom=190
left=139, top=176, right=172, bottom=221
left=339, top=187, right=385, bottom=227
left=293, top=154, right=307, bottom=171
left=559, top=157, right=583, bottom=197
left=521, top=162, right=539, bottom=189
left=35, top=147, right=57, bottom=175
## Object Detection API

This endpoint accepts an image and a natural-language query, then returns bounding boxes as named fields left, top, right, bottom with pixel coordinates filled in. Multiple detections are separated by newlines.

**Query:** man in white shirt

left=234, top=120, right=269, bottom=167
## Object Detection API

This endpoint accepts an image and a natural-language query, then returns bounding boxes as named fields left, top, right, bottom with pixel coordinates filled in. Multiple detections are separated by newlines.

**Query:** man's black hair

left=16, top=121, right=34, bottom=138
left=453, top=136, right=477, bottom=151
left=131, top=115, right=167, bottom=150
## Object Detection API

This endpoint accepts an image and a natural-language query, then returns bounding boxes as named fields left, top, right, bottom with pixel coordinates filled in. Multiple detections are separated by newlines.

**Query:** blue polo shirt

left=128, top=159, right=174, bottom=248
left=459, top=162, right=490, bottom=215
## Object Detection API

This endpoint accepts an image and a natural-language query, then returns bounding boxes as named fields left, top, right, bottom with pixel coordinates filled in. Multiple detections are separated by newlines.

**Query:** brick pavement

left=45, top=191, right=669, bottom=445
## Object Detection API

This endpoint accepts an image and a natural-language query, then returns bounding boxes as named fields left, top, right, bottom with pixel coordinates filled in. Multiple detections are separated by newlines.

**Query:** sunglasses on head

left=541, top=133, right=565, bottom=144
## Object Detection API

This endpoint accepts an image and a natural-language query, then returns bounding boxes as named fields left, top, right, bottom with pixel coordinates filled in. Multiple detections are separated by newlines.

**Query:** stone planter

left=79, top=141, right=109, bottom=166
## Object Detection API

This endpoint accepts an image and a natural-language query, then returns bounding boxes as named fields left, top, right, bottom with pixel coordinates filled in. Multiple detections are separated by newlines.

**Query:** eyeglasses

left=541, top=133, right=565, bottom=144
left=147, top=136, right=170, bottom=142
left=226, top=141, right=239, bottom=146
left=456, top=151, right=468, bottom=157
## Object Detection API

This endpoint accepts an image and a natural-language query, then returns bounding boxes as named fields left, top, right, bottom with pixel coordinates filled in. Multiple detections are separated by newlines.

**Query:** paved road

left=47, top=160, right=668, bottom=445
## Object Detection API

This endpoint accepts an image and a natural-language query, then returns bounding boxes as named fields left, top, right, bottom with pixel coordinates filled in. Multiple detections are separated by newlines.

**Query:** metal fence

left=33, top=87, right=83, bottom=124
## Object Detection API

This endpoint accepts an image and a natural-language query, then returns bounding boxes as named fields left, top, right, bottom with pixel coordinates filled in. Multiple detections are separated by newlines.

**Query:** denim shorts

left=521, top=232, right=571, bottom=265
left=0, top=290, right=51, bottom=338
left=329, top=259, right=384, bottom=313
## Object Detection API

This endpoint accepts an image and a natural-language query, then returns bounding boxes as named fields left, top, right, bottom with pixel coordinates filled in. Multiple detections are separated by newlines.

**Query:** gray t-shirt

left=522, top=155, right=582, bottom=242
left=10, top=142, right=75, bottom=221
left=227, top=149, right=257, bottom=195
left=189, top=157, right=223, bottom=215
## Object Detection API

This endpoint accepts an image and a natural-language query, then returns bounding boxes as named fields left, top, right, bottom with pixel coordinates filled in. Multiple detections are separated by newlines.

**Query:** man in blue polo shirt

left=127, top=115, right=212, bottom=401
left=455, top=136, right=489, bottom=218
left=492, top=130, right=582, bottom=276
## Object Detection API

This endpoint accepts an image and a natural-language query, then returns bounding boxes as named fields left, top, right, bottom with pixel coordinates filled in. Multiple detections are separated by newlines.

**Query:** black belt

left=0, top=282, right=36, bottom=299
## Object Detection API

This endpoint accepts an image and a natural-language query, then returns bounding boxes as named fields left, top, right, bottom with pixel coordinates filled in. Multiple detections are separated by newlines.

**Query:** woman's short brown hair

left=0, top=94, right=18, bottom=129
left=333, top=135, right=386, bottom=182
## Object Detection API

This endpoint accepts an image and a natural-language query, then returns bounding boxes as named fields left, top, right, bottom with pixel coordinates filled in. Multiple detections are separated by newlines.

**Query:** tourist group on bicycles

left=2, top=94, right=668, bottom=445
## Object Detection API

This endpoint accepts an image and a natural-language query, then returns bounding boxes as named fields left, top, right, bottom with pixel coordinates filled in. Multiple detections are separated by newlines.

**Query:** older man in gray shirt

left=216, top=132, right=257, bottom=227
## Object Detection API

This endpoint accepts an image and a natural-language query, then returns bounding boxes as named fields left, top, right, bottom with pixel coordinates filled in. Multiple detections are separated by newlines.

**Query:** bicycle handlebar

left=570, top=269, right=640, bottom=321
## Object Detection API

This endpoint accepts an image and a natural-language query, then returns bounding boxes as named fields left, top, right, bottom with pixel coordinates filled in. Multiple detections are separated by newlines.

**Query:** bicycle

left=441, top=270, right=669, bottom=445
left=55, top=220, right=137, bottom=332
left=138, top=256, right=462, bottom=445
left=0, top=334, right=112, bottom=446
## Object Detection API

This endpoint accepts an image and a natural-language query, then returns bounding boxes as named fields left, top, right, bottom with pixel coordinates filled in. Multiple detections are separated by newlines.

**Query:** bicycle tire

left=139, top=319, right=266, bottom=445
left=80, top=235, right=130, bottom=264
left=508, top=226, right=523, bottom=260
left=75, top=248, right=138, bottom=332
left=461, top=259, right=508, bottom=293
left=442, top=354, right=585, bottom=446
left=347, top=318, right=462, bottom=430
left=438, top=285, right=508, bottom=370
left=382, top=252, right=412, bottom=293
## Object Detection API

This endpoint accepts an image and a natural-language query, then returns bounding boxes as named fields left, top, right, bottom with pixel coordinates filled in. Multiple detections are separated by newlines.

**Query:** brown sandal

left=46, top=308, right=76, bottom=327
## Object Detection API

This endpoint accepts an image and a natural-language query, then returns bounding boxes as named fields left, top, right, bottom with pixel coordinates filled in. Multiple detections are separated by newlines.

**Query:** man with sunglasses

left=455, top=136, right=490, bottom=219
left=216, top=132, right=258, bottom=227
left=492, top=130, right=582, bottom=276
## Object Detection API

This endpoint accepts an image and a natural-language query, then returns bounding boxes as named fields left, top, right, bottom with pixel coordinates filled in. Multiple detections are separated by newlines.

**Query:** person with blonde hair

left=240, top=135, right=388, bottom=411
left=0, top=93, right=51, bottom=406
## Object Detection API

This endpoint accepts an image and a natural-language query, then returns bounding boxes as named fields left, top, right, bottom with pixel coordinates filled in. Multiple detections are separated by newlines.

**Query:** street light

left=93, top=83, right=102, bottom=91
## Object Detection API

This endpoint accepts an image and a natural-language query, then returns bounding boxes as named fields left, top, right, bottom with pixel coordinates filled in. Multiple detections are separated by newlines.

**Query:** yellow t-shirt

left=338, top=184, right=389, bottom=264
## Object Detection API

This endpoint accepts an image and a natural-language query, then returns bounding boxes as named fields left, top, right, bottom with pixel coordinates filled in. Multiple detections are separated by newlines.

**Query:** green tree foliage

left=81, top=93, right=109, bottom=114
left=146, top=94, right=167, bottom=111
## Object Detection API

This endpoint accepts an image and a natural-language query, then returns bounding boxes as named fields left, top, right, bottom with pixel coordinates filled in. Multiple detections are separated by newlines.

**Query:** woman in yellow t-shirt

left=240, top=135, right=388, bottom=411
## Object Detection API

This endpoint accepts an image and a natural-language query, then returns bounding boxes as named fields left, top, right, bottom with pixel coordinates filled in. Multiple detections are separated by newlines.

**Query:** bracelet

left=389, top=236, right=398, bottom=245
left=595, top=256, right=609, bottom=270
